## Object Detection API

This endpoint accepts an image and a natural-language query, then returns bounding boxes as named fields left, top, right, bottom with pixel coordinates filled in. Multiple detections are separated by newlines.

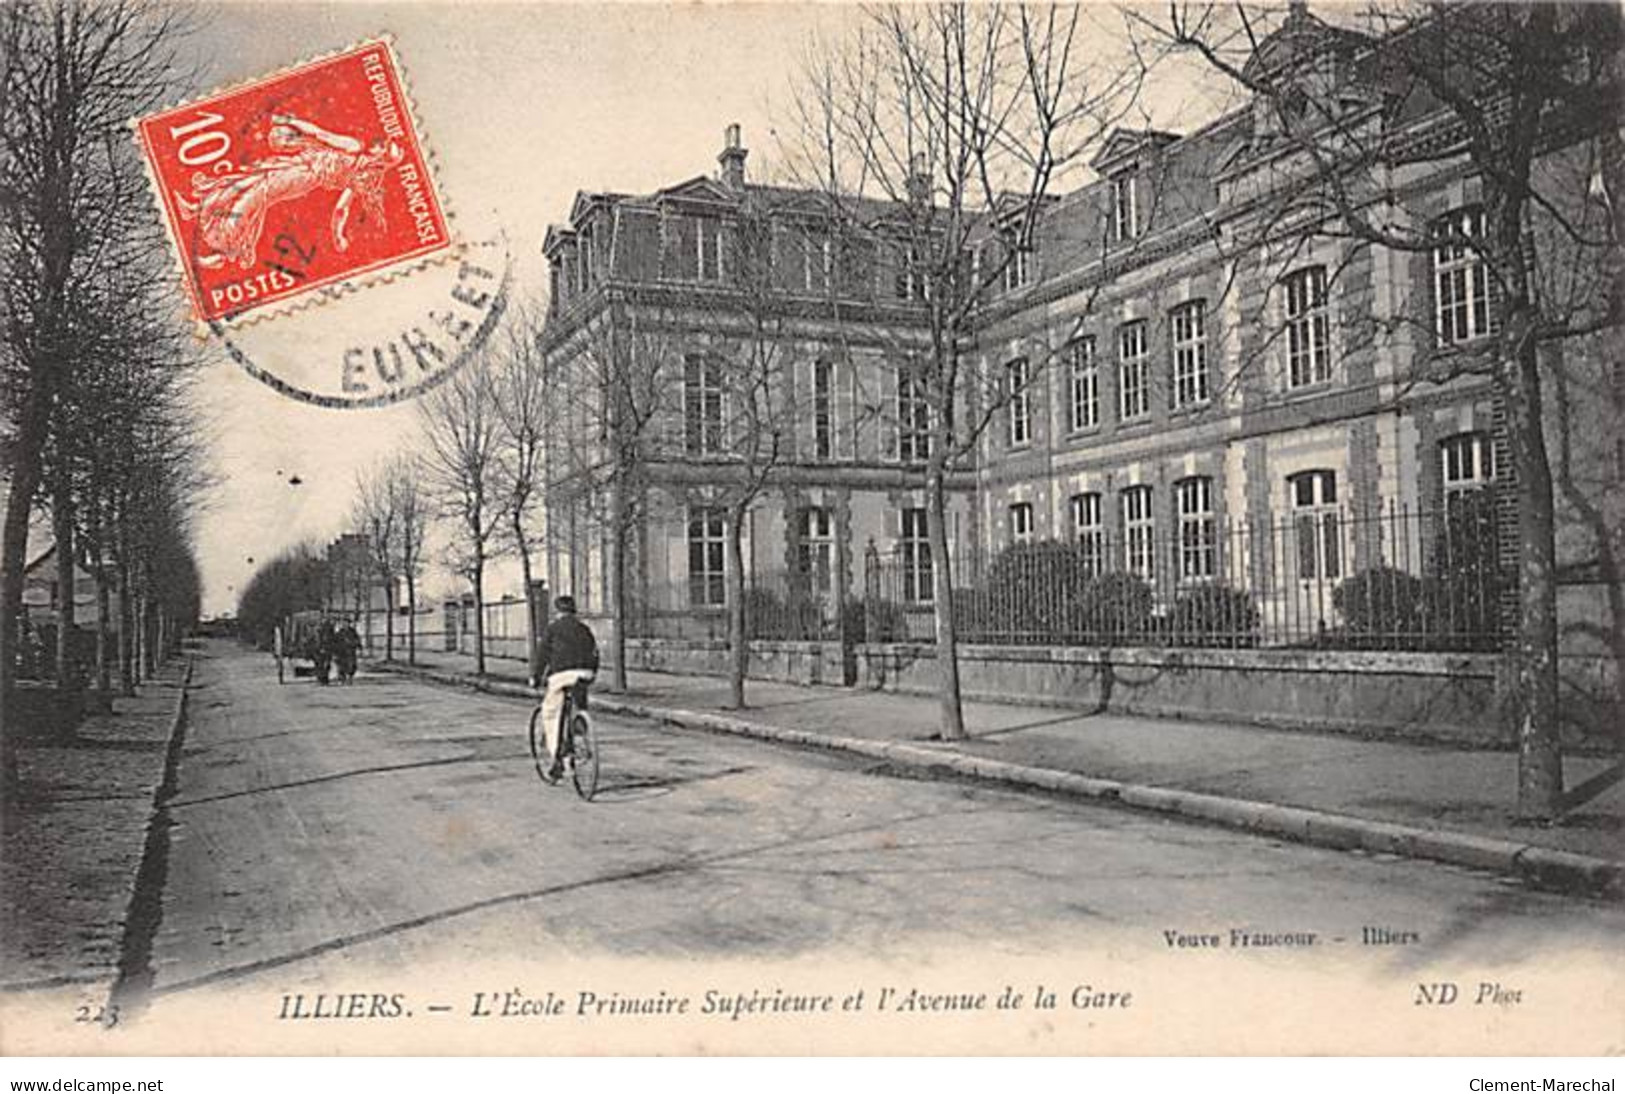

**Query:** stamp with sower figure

left=136, top=39, right=452, bottom=324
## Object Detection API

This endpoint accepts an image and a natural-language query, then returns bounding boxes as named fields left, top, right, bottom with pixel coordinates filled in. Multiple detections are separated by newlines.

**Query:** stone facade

left=539, top=9, right=1621, bottom=705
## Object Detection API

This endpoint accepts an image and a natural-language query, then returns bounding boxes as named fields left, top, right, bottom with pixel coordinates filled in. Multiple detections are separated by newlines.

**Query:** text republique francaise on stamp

left=137, top=39, right=451, bottom=324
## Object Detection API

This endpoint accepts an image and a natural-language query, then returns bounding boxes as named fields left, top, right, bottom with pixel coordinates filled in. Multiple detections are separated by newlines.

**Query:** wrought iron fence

left=863, top=496, right=1506, bottom=653
left=626, top=567, right=842, bottom=642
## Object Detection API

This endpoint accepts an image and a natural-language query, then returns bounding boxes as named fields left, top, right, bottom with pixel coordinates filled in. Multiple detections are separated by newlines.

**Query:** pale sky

left=185, top=1, right=1236, bottom=617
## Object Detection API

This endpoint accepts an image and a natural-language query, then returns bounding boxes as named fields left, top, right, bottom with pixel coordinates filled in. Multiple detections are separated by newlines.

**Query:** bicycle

left=528, top=680, right=599, bottom=801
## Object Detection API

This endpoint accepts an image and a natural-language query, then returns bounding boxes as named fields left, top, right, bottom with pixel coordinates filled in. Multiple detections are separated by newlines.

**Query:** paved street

left=78, top=640, right=1619, bottom=1051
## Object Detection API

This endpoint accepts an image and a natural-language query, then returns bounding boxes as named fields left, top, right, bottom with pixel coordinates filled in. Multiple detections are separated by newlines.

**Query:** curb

left=374, top=660, right=1624, bottom=902
left=108, top=655, right=194, bottom=1015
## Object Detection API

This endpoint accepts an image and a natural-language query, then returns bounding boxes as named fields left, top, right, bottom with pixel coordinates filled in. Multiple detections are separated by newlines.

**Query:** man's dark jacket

left=537, top=614, right=599, bottom=677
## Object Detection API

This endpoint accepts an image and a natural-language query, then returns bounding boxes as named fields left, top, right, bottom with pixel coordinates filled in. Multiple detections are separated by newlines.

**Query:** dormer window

left=698, top=218, right=725, bottom=283
left=801, top=233, right=833, bottom=294
left=1002, top=246, right=1032, bottom=293
left=1091, top=128, right=1176, bottom=242
left=664, top=214, right=725, bottom=282
left=1113, top=175, right=1139, bottom=241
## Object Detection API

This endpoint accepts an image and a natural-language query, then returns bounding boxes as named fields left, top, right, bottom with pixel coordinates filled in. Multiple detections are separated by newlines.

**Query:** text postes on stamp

left=136, top=39, right=452, bottom=324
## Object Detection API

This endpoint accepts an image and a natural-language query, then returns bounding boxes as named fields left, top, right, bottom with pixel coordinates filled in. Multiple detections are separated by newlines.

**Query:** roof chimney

left=719, top=123, right=748, bottom=190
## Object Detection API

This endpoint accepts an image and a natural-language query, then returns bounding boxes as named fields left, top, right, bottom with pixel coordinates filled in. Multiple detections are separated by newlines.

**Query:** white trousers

left=540, top=669, right=595, bottom=762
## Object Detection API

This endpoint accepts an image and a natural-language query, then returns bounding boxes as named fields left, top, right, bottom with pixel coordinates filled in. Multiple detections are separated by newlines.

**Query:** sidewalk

left=0, top=659, right=190, bottom=994
left=380, top=648, right=1623, bottom=893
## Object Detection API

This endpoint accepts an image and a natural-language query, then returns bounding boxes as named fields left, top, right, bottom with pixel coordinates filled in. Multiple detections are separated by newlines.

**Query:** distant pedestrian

left=335, top=621, right=361, bottom=684
left=313, top=618, right=335, bottom=685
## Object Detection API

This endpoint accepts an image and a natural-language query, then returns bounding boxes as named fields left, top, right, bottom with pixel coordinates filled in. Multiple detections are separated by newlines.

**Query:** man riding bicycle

left=532, top=595, right=600, bottom=783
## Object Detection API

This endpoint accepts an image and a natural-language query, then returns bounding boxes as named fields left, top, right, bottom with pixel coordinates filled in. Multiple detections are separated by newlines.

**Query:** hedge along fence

left=862, top=495, right=1505, bottom=653
left=625, top=569, right=843, bottom=644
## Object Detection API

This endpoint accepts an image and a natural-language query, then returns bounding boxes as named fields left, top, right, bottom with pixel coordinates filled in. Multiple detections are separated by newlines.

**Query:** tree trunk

left=727, top=503, right=749, bottom=710
left=927, top=465, right=966, bottom=740
left=133, top=593, right=145, bottom=683
left=117, top=552, right=134, bottom=696
left=406, top=575, right=417, bottom=665
left=383, top=573, right=395, bottom=661
left=471, top=561, right=487, bottom=677
left=141, top=594, right=156, bottom=679
left=1504, top=315, right=1564, bottom=822
left=53, top=490, right=77, bottom=690
left=95, top=565, right=112, bottom=696
left=513, top=510, right=536, bottom=679
left=611, top=485, right=630, bottom=693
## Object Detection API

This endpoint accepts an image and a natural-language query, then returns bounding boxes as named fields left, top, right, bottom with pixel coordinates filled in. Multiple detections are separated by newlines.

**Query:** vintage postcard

left=1, top=0, right=1621, bottom=1060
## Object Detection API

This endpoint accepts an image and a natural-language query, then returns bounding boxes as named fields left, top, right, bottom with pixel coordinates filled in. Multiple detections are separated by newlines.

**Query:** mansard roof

left=745, top=183, right=903, bottom=227
left=1034, top=110, right=1245, bottom=282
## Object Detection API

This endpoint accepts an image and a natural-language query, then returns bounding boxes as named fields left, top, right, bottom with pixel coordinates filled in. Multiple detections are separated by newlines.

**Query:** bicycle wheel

left=527, top=705, right=555, bottom=785
left=569, top=710, right=599, bottom=801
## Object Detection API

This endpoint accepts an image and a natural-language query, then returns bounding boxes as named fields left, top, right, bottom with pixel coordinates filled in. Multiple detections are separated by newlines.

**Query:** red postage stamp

left=135, top=39, right=453, bottom=324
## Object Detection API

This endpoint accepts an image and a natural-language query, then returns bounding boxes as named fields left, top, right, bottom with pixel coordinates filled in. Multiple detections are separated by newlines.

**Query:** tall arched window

left=1283, top=266, right=1331, bottom=388
left=1170, top=301, right=1209, bottom=408
left=1119, top=321, right=1149, bottom=421
left=684, top=353, right=726, bottom=456
left=811, top=358, right=837, bottom=461
left=1288, top=470, right=1341, bottom=581
left=1121, top=485, right=1155, bottom=580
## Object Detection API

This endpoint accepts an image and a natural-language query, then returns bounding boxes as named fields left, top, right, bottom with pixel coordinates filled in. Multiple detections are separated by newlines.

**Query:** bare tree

left=684, top=196, right=793, bottom=709
left=73, top=167, right=210, bottom=697
left=1151, top=0, right=1623, bottom=819
left=419, top=358, right=503, bottom=675
left=546, top=301, right=683, bottom=692
left=0, top=0, right=195, bottom=785
left=489, top=303, right=549, bottom=677
left=105, top=402, right=209, bottom=685
left=783, top=3, right=1148, bottom=739
left=389, top=456, right=429, bottom=666
left=354, top=462, right=400, bottom=661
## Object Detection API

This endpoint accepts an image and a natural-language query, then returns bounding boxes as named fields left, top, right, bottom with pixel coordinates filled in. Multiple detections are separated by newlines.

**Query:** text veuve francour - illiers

left=1163, top=926, right=1420, bottom=949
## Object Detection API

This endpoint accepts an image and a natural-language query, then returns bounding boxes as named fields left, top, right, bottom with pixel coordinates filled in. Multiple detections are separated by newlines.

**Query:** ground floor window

left=1070, top=492, right=1104, bottom=576
left=797, top=506, right=834, bottom=595
left=1010, top=501, right=1034, bottom=544
left=1440, top=431, right=1494, bottom=502
left=900, top=507, right=934, bottom=603
left=1289, top=470, right=1340, bottom=581
left=1176, top=476, right=1216, bottom=581
left=1122, top=485, right=1154, bottom=581
left=687, top=507, right=727, bottom=607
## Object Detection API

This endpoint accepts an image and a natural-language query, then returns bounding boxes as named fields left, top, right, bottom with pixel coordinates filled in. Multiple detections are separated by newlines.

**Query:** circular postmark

left=208, top=234, right=511, bottom=409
